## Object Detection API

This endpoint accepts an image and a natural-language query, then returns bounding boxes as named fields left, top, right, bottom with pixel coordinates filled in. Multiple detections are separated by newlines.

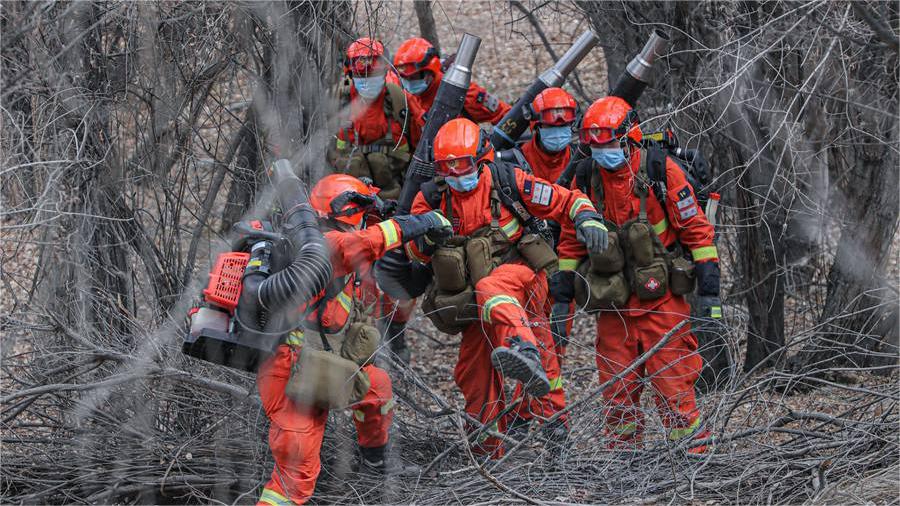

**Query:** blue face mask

left=445, top=172, right=480, bottom=192
left=591, top=146, right=627, bottom=170
left=353, top=76, right=385, bottom=100
left=538, top=125, right=572, bottom=153
left=401, top=77, right=429, bottom=95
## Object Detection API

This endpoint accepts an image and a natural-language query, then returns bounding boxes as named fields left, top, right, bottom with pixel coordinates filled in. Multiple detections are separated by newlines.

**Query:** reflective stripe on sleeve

left=481, top=295, right=521, bottom=324
left=558, top=258, right=579, bottom=271
left=378, top=220, right=401, bottom=250
left=501, top=218, right=521, bottom=239
left=549, top=376, right=564, bottom=391
left=336, top=291, right=352, bottom=313
left=259, top=488, right=293, bottom=506
left=652, top=218, right=669, bottom=236
left=354, top=410, right=365, bottom=422
left=380, top=398, right=396, bottom=415
left=668, top=417, right=701, bottom=441
left=568, top=197, right=593, bottom=220
left=284, top=330, right=304, bottom=347
left=691, top=245, right=719, bottom=262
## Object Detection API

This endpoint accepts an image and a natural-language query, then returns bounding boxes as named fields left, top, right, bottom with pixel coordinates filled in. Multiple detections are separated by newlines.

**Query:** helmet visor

left=435, top=156, right=478, bottom=177
left=539, top=107, right=576, bottom=126
left=350, top=56, right=386, bottom=76
left=580, top=126, right=618, bottom=146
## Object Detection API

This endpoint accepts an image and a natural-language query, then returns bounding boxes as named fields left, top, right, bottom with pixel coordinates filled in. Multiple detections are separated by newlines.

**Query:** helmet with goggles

left=531, top=87, right=577, bottom=126
left=579, top=96, right=642, bottom=147
left=393, top=37, right=441, bottom=80
left=310, top=174, right=380, bottom=227
left=433, top=118, right=495, bottom=178
left=345, top=37, right=387, bottom=77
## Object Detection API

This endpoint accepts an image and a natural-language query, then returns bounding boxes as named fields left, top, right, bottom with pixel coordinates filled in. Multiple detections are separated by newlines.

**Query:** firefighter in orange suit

left=257, top=175, right=450, bottom=505
left=393, top=37, right=511, bottom=147
left=405, top=118, right=607, bottom=457
left=555, top=96, right=719, bottom=452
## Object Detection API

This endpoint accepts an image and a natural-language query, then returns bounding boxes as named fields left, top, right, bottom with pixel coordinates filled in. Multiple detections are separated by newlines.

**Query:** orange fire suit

left=520, top=136, right=572, bottom=184
left=406, top=76, right=510, bottom=147
left=257, top=219, right=406, bottom=505
left=557, top=152, right=718, bottom=445
left=407, top=166, right=596, bottom=456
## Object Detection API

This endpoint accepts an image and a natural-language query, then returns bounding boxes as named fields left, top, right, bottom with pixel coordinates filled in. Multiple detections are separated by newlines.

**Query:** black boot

left=490, top=336, right=551, bottom=398
left=358, top=445, right=421, bottom=477
left=542, top=419, right=571, bottom=464
left=386, top=321, right=411, bottom=365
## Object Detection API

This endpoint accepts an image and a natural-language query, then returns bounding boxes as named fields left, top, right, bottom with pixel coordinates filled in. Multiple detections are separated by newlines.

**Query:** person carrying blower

left=404, top=118, right=607, bottom=458
left=257, top=174, right=451, bottom=505
left=555, top=96, right=721, bottom=453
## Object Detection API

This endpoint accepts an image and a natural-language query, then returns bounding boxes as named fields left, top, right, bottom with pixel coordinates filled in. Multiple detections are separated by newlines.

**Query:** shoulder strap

left=511, top=148, right=532, bottom=174
left=382, top=82, right=408, bottom=124
left=643, top=144, right=669, bottom=210
left=488, top=162, right=549, bottom=240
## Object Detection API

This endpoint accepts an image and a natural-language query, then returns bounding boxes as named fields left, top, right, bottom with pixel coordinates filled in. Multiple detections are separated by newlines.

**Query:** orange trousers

left=595, top=295, right=701, bottom=443
left=456, top=263, right=566, bottom=458
left=256, top=345, right=394, bottom=505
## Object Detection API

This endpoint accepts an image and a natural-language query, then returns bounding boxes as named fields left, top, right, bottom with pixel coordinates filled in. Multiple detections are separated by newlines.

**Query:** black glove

left=574, top=211, right=609, bottom=253
left=376, top=198, right=398, bottom=218
left=549, top=269, right=575, bottom=304
left=695, top=261, right=721, bottom=296
left=550, top=302, right=570, bottom=350
left=392, top=211, right=452, bottom=244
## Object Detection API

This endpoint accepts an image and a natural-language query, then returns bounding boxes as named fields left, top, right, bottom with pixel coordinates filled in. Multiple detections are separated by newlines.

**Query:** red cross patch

left=645, top=277, right=660, bottom=291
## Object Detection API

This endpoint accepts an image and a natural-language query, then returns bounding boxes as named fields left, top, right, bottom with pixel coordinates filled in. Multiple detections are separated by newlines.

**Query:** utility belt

left=422, top=182, right=558, bottom=334
left=282, top=280, right=380, bottom=410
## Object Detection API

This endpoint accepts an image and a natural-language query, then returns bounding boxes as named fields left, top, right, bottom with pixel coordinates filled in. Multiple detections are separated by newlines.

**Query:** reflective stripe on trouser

left=259, top=488, right=294, bottom=506
left=257, top=346, right=393, bottom=504
left=594, top=296, right=702, bottom=438
left=456, top=263, right=550, bottom=457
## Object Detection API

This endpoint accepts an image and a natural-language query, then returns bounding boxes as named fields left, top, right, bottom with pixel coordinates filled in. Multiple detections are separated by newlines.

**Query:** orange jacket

left=406, top=166, right=595, bottom=263
left=520, top=136, right=572, bottom=184
left=337, top=85, right=407, bottom=147
left=300, top=219, right=404, bottom=332
left=407, top=77, right=511, bottom=147
left=557, top=152, right=717, bottom=311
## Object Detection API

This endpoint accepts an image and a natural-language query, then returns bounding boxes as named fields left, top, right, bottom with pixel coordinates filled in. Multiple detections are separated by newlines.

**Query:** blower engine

left=183, top=160, right=332, bottom=372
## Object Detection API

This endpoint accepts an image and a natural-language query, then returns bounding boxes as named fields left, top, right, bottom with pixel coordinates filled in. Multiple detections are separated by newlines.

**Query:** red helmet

left=310, top=174, right=379, bottom=227
left=393, top=38, right=441, bottom=79
left=579, top=96, right=642, bottom=146
left=432, top=118, right=494, bottom=177
left=345, top=37, right=386, bottom=76
left=532, top=87, right=577, bottom=126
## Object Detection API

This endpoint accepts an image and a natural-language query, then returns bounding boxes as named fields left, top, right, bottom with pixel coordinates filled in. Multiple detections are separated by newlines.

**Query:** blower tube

left=491, top=30, right=599, bottom=150
left=610, top=29, right=671, bottom=107
left=239, top=160, right=333, bottom=328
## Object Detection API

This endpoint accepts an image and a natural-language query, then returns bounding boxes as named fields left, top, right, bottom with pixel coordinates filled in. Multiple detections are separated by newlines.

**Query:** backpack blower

left=183, top=160, right=333, bottom=372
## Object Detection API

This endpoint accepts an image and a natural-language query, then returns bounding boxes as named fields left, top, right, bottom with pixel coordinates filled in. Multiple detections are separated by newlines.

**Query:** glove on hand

left=549, top=269, right=575, bottom=304
left=696, top=295, right=723, bottom=332
left=574, top=211, right=609, bottom=253
left=376, top=197, right=398, bottom=218
left=550, top=302, right=571, bottom=350
left=695, top=261, right=721, bottom=296
left=392, top=211, right=452, bottom=245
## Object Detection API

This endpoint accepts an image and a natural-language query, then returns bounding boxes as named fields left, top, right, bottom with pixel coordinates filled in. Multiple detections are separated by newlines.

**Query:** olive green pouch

left=286, top=349, right=368, bottom=409
left=346, top=154, right=371, bottom=181
left=517, top=233, right=559, bottom=276
left=366, top=152, right=400, bottom=199
left=589, top=231, right=625, bottom=274
left=575, top=261, right=631, bottom=312
left=669, top=256, right=696, bottom=296
left=633, top=259, right=669, bottom=300
left=340, top=322, right=380, bottom=366
left=466, top=236, right=494, bottom=285
left=432, top=244, right=468, bottom=293
left=422, top=286, right=477, bottom=335
left=626, top=222, right=654, bottom=267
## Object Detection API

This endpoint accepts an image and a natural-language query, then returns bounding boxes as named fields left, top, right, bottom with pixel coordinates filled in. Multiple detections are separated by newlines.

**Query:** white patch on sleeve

left=484, top=94, right=500, bottom=112
left=676, top=195, right=696, bottom=210
left=679, top=206, right=698, bottom=220
left=532, top=183, right=553, bottom=205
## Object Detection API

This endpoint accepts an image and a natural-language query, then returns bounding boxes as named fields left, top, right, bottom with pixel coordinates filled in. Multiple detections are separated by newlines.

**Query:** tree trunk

left=413, top=1, right=440, bottom=54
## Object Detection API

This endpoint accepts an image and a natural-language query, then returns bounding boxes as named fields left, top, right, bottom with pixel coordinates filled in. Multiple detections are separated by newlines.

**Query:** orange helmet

left=531, top=87, right=577, bottom=126
left=393, top=38, right=441, bottom=79
left=432, top=118, right=495, bottom=177
left=310, top=174, right=379, bottom=227
left=345, top=37, right=386, bottom=76
left=579, top=96, right=642, bottom=146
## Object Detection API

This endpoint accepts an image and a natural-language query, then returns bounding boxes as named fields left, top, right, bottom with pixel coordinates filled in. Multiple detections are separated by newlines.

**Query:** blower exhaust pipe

left=610, top=29, right=671, bottom=107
